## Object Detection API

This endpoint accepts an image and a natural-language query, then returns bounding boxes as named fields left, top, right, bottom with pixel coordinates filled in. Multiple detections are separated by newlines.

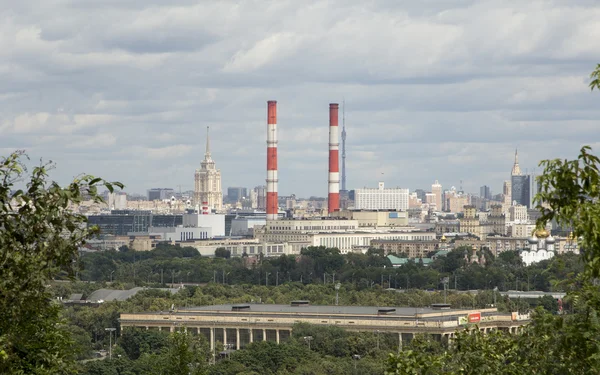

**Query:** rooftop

left=167, top=303, right=495, bottom=320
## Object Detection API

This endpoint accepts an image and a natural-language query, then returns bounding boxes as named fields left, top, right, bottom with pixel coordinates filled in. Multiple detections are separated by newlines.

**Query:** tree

left=535, top=145, right=600, bottom=277
left=387, top=143, right=600, bottom=374
left=161, top=331, right=209, bottom=375
left=214, top=247, right=231, bottom=259
left=590, top=63, right=600, bottom=91
left=0, top=151, right=122, bottom=374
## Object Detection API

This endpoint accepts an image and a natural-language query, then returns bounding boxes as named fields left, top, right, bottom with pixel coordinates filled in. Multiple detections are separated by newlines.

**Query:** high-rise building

left=510, top=150, right=530, bottom=207
left=227, top=187, right=248, bottom=203
left=431, top=180, right=442, bottom=211
left=194, top=127, right=223, bottom=212
left=479, top=185, right=492, bottom=200
left=253, top=185, right=266, bottom=210
left=414, top=189, right=426, bottom=202
left=148, top=188, right=175, bottom=201
left=503, top=180, right=512, bottom=205
left=354, top=182, right=409, bottom=211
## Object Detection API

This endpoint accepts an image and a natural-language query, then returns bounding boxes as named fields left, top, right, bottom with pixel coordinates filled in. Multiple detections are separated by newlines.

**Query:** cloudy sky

left=2, top=0, right=599, bottom=198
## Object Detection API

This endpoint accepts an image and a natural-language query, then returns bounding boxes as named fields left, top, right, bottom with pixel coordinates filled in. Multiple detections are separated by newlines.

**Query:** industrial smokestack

left=201, top=201, right=209, bottom=215
left=328, top=103, right=340, bottom=214
left=266, top=101, right=278, bottom=221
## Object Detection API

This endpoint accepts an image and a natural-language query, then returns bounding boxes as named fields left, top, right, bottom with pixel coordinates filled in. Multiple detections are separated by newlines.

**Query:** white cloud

left=1, top=0, right=599, bottom=196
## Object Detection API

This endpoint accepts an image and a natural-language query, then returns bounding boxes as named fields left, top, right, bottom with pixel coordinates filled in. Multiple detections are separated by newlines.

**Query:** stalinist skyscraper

left=194, top=127, right=223, bottom=212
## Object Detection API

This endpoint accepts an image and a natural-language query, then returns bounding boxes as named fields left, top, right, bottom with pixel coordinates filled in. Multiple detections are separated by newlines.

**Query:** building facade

left=120, top=304, right=529, bottom=352
left=354, top=182, right=409, bottom=211
left=459, top=205, right=480, bottom=238
left=194, top=127, right=223, bottom=212
left=431, top=180, right=442, bottom=210
left=148, top=188, right=175, bottom=201
left=87, top=211, right=183, bottom=236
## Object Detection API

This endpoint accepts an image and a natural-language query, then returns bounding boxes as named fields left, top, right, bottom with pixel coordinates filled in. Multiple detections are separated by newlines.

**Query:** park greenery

left=77, top=243, right=582, bottom=296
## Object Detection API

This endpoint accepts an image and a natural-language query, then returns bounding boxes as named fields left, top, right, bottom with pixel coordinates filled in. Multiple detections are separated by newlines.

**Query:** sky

left=1, top=0, right=599, bottom=198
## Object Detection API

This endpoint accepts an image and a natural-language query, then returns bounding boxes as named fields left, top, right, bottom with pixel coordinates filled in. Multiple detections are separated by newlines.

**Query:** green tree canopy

left=0, top=151, right=122, bottom=374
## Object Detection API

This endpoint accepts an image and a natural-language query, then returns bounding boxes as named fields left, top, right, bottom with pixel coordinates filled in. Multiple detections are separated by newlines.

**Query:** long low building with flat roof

left=120, top=302, right=530, bottom=352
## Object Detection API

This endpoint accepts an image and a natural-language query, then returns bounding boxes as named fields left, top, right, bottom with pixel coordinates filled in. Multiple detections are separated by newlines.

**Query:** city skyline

left=2, top=1, right=600, bottom=197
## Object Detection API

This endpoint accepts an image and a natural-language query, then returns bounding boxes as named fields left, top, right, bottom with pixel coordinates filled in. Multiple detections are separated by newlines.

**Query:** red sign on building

left=468, top=312, right=481, bottom=323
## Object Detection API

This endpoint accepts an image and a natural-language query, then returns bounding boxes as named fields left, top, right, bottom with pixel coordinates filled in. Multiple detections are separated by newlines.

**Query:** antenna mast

left=341, top=99, right=347, bottom=191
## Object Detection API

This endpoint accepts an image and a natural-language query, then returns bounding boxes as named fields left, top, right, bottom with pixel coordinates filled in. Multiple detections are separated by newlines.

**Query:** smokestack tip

left=268, top=100, right=277, bottom=105
left=329, top=103, right=339, bottom=108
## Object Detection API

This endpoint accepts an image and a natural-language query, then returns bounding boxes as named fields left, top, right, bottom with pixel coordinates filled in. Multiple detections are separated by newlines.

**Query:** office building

left=480, top=185, right=491, bottom=200
left=148, top=188, right=175, bottom=201
left=354, top=182, right=409, bottom=211
left=510, top=150, right=531, bottom=208
left=87, top=210, right=182, bottom=236
left=431, top=180, right=442, bottom=210
left=227, top=187, right=248, bottom=203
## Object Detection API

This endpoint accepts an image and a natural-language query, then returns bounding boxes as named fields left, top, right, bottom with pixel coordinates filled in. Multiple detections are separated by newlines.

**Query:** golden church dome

left=535, top=228, right=549, bottom=239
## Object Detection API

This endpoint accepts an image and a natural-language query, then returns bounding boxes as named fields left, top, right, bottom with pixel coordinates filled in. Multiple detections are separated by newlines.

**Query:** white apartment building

left=254, top=218, right=433, bottom=254
left=509, top=204, right=528, bottom=223
left=354, top=182, right=409, bottom=211
left=185, top=238, right=291, bottom=257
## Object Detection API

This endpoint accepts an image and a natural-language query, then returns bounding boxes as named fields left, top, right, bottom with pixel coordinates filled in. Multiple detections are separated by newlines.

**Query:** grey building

left=87, top=210, right=182, bottom=236
left=480, top=185, right=492, bottom=200
left=148, top=188, right=175, bottom=201
left=227, top=187, right=248, bottom=203
left=511, top=175, right=531, bottom=208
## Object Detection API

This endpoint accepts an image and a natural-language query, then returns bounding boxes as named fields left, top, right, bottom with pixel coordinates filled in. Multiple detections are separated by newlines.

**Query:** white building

left=194, top=127, right=223, bottom=212
left=520, top=229, right=556, bottom=266
left=509, top=204, right=528, bottom=223
left=108, top=192, right=127, bottom=210
left=354, top=182, right=409, bottom=211
left=183, top=213, right=226, bottom=237
left=254, top=218, right=433, bottom=254
left=149, top=226, right=211, bottom=242
left=185, top=238, right=291, bottom=257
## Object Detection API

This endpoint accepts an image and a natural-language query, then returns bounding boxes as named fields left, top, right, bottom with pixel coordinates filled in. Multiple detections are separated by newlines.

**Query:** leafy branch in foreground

left=535, top=146, right=600, bottom=278
left=0, top=151, right=123, bottom=374
left=590, top=63, right=600, bottom=91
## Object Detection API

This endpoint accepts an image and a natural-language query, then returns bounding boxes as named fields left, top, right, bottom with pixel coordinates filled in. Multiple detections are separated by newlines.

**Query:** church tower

left=194, top=127, right=223, bottom=212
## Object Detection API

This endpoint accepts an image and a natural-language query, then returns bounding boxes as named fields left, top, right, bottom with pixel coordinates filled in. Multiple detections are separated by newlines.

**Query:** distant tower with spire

left=510, top=148, right=531, bottom=207
left=194, top=126, right=223, bottom=211
left=511, top=149, right=522, bottom=176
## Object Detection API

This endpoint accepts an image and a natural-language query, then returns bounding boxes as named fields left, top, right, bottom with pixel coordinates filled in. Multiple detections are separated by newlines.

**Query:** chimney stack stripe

left=267, top=100, right=278, bottom=221
left=328, top=103, right=340, bottom=214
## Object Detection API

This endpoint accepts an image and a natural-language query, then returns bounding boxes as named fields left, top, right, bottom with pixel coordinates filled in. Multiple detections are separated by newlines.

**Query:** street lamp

left=105, top=327, right=116, bottom=360
left=266, top=272, right=270, bottom=287
left=303, top=336, right=313, bottom=350
left=352, top=354, right=361, bottom=373
left=493, top=286, right=498, bottom=307
left=110, top=271, right=114, bottom=283
left=335, top=283, right=341, bottom=306
left=374, top=330, right=380, bottom=350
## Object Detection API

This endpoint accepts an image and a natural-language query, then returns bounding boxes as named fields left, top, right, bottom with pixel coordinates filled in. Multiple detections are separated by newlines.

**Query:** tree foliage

left=535, top=145, right=600, bottom=278
left=0, top=151, right=122, bottom=374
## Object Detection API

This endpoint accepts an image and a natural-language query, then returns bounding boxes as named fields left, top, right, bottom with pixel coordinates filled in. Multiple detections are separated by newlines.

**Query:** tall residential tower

left=194, top=127, right=223, bottom=212
left=510, top=149, right=531, bottom=207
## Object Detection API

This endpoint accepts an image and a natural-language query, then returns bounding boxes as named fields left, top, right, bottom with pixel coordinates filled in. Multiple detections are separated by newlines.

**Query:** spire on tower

left=205, top=126, right=211, bottom=159
left=511, top=148, right=522, bottom=176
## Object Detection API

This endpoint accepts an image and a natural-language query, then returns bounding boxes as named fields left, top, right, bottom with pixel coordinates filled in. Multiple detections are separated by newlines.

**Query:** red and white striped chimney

left=201, top=201, right=209, bottom=215
left=328, top=103, right=340, bottom=214
left=266, top=100, right=278, bottom=221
